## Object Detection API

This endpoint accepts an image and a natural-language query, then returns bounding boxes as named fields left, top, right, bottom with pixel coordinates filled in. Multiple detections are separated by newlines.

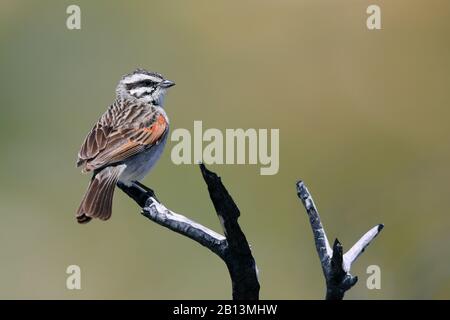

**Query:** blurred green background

left=0, top=0, right=449, bottom=299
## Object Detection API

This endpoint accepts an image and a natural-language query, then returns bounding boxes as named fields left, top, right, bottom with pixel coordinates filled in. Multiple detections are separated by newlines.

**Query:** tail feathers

left=76, top=165, right=126, bottom=224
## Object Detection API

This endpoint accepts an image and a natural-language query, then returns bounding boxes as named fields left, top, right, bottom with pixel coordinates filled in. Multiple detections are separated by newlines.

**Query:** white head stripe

left=122, top=73, right=162, bottom=84
left=130, top=87, right=153, bottom=96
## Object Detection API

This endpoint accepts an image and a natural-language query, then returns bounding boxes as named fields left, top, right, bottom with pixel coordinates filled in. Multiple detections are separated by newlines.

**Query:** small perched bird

left=76, top=69, right=175, bottom=224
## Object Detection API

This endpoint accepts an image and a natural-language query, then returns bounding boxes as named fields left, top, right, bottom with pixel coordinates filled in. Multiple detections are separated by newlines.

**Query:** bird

left=76, top=69, right=175, bottom=224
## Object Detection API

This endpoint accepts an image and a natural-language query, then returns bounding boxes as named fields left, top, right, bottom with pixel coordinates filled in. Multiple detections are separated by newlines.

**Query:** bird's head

left=116, top=68, right=175, bottom=105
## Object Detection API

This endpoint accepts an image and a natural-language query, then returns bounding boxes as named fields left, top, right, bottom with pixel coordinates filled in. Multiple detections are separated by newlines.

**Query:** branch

left=296, top=180, right=383, bottom=300
left=118, top=180, right=226, bottom=256
left=117, top=164, right=259, bottom=300
left=199, top=163, right=260, bottom=300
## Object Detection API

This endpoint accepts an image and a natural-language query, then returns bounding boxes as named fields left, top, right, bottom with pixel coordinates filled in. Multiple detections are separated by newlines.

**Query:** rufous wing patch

left=79, top=113, right=168, bottom=171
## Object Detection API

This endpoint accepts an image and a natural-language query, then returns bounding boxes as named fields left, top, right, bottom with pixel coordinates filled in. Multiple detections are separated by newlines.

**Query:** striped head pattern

left=116, top=69, right=175, bottom=106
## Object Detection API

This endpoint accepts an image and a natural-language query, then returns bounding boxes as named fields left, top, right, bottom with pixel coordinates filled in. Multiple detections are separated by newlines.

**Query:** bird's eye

left=140, top=80, right=156, bottom=87
left=126, top=79, right=156, bottom=90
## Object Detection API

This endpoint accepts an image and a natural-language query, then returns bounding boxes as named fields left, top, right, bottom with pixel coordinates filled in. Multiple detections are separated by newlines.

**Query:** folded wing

left=77, top=101, right=167, bottom=172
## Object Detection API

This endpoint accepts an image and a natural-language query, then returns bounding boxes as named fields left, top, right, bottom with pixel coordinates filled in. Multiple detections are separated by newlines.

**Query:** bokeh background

left=0, top=0, right=449, bottom=299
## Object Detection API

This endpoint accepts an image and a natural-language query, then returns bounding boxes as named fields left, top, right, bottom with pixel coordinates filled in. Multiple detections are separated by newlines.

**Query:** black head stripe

left=125, top=79, right=157, bottom=90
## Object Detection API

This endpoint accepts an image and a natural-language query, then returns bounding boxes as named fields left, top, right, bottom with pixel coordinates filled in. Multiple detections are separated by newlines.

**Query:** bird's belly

left=118, top=132, right=168, bottom=186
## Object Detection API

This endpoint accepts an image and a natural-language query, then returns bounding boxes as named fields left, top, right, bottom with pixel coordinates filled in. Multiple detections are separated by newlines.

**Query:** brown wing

left=77, top=99, right=168, bottom=172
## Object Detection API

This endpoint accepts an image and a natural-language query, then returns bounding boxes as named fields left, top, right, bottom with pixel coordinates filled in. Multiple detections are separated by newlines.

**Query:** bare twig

left=200, top=163, right=260, bottom=300
left=296, top=180, right=383, bottom=300
left=117, top=164, right=259, bottom=300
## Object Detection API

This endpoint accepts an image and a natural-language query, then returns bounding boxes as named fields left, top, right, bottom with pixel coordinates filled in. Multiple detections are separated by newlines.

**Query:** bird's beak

left=159, top=79, right=175, bottom=88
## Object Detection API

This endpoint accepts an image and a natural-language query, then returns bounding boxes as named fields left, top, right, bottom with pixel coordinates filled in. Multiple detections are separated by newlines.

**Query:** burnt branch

left=117, top=164, right=259, bottom=300
left=296, top=180, right=383, bottom=300
left=200, top=164, right=260, bottom=300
